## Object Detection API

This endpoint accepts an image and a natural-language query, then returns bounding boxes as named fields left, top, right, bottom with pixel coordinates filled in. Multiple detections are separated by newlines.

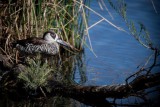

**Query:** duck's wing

left=15, top=37, right=46, bottom=47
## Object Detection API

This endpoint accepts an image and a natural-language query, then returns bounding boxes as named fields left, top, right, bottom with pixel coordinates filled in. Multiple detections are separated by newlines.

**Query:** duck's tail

left=11, top=41, right=18, bottom=48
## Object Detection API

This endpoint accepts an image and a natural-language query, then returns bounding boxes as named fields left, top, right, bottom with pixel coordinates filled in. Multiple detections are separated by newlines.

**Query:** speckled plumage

left=16, top=41, right=59, bottom=55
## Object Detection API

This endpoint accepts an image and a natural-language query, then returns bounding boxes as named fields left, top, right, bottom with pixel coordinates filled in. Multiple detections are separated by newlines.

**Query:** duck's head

left=43, top=30, right=72, bottom=48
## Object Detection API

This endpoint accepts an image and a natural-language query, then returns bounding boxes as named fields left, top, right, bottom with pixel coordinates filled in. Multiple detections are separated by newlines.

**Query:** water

left=1, top=0, right=160, bottom=107
left=80, top=0, right=160, bottom=86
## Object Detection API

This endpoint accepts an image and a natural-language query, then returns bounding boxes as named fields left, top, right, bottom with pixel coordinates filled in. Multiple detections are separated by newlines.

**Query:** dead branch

left=50, top=72, right=160, bottom=99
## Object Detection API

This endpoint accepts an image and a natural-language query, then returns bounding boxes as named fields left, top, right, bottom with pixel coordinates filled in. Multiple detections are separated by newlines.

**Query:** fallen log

left=50, top=72, right=160, bottom=99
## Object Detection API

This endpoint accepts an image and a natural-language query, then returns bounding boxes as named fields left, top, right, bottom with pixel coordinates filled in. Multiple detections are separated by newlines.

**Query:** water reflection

left=0, top=51, right=88, bottom=107
left=58, top=50, right=87, bottom=85
left=0, top=96, right=87, bottom=107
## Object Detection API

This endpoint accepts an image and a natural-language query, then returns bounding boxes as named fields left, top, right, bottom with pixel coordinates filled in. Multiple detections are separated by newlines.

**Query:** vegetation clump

left=18, top=58, right=53, bottom=90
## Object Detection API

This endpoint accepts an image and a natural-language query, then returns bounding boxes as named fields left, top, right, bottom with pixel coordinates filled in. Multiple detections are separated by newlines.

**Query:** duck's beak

left=56, top=38, right=73, bottom=49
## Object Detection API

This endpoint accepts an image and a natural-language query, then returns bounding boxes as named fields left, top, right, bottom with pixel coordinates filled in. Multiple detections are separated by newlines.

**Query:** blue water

left=73, top=0, right=160, bottom=86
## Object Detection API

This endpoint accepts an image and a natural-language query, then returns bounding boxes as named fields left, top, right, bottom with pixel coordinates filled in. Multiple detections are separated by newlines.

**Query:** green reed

left=0, top=0, right=90, bottom=54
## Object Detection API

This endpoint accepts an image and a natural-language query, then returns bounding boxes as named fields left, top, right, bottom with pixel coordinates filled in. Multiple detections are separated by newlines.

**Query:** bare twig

left=150, top=0, right=158, bottom=14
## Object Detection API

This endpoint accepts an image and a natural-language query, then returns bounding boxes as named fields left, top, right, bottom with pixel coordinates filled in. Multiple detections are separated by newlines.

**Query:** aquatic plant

left=18, top=58, right=53, bottom=91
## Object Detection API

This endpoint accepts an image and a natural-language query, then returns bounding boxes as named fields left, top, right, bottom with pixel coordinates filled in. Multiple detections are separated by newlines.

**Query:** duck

left=13, top=30, right=72, bottom=55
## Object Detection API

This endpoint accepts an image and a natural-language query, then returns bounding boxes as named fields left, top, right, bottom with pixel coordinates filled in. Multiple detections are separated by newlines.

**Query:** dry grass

left=0, top=0, right=90, bottom=60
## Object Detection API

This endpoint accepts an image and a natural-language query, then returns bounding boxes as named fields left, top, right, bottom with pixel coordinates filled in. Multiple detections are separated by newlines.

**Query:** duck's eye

left=50, top=33, right=56, bottom=39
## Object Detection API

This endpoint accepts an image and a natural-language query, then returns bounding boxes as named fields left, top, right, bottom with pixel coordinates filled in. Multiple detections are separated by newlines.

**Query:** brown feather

left=16, top=37, right=47, bottom=46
